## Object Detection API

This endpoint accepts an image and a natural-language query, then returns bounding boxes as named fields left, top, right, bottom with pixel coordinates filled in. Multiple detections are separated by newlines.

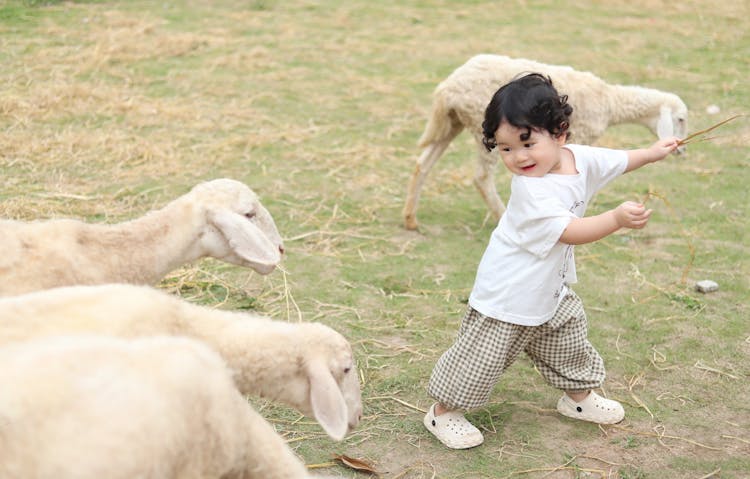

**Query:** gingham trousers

left=427, top=291, right=606, bottom=410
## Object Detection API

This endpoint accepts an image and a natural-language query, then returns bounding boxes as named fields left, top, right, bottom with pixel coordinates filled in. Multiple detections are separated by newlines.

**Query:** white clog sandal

left=557, top=391, right=625, bottom=424
left=423, top=403, right=484, bottom=449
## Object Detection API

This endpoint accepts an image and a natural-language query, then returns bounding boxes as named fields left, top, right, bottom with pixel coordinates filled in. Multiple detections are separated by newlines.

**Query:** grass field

left=1, top=0, right=748, bottom=477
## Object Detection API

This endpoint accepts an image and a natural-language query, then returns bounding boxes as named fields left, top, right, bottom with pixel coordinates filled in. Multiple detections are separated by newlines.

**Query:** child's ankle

left=434, top=403, right=451, bottom=416
left=565, top=390, right=591, bottom=402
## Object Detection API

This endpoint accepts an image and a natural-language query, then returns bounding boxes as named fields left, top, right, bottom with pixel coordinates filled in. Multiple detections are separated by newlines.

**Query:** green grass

left=1, top=0, right=748, bottom=477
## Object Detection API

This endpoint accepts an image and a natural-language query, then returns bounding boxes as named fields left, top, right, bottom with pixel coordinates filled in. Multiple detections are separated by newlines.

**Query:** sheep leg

left=402, top=140, right=453, bottom=230
left=472, top=146, right=505, bottom=223
left=235, top=402, right=312, bottom=479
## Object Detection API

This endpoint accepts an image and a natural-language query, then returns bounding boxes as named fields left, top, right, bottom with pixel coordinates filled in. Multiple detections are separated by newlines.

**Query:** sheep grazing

left=0, top=284, right=362, bottom=441
left=0, top=335, right=333, bottom=479
left=403, top=54, right=689, bottom=230
left=0, top=178, right=285, bottom=296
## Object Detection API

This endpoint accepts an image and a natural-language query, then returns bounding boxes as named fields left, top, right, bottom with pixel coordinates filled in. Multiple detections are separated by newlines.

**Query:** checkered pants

left=427, top=291, right=606, bottom=410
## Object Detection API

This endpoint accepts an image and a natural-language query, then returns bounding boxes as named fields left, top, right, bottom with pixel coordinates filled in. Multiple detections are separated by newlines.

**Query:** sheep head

left=651, top=96, right=689, bottom=155
left=282, top=323, right=363, bottom=441
left=192, top=179, right=285, bottom=275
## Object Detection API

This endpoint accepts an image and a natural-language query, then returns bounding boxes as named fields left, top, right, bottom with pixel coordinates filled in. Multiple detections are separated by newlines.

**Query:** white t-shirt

left=468, top=144, right=628, bottom=326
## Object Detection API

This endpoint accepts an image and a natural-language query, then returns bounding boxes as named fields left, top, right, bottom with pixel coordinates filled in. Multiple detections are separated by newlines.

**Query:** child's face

left=494, top=122, right=567, bottom=177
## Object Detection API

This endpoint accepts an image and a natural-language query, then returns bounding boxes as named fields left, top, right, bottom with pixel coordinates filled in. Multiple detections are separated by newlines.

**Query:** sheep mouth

left=249, top=262, right=278, bottom=275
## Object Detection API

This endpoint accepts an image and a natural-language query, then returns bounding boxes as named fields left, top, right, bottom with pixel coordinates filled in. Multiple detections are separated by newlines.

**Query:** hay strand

left=610, top=424, right=723, bottom=451
left=368, top=396, right=425, bottom=413
left=693, top=360, right=739, bottom=380
left=696, top=468, right=721, bottom=479
left=721, top=434, right=750, bottom=445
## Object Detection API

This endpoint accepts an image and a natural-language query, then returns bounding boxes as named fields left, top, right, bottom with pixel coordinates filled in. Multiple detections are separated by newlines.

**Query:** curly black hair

left=481, top=73, right=573, bottom=151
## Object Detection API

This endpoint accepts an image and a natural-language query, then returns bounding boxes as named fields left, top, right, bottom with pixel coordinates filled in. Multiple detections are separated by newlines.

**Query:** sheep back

left=0, top=335, right=312, bottom=479
left=0, top=283, right=363, bottom=441
left=429, top=54, right=613, bottom=145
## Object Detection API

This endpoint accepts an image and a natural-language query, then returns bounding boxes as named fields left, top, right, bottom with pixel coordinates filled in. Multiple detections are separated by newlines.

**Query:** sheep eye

left=244, top=211, right=256, bottom=219
left=343, top=366, right=351, bottom=374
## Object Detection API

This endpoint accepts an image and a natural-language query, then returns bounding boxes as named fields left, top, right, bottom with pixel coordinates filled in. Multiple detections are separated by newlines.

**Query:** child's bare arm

left=559, top=201, right=651, bottom=245
left=625, top=137, right=680, bottom=173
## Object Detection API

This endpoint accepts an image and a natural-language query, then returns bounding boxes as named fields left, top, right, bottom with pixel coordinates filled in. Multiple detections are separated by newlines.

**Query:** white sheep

left=0, top=335, right=336, bottom=479
left=0, top=178, right=285, bottom=296
left=0, top=283, right=362, bottom=441
left=403, top=54, right=689, bottom=230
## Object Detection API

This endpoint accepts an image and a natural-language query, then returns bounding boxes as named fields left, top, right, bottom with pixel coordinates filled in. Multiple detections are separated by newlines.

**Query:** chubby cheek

left=500, top=155, right=520, bottom=173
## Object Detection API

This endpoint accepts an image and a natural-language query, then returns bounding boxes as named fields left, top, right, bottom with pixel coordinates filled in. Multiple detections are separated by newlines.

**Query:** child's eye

left=524, top=143, right=533, bottom=148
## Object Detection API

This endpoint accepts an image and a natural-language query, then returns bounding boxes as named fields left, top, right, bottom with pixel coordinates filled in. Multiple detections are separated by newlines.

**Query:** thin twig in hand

left=677, top=114, right=742, bottom=146
left=685, top=135, right=721, bottom=144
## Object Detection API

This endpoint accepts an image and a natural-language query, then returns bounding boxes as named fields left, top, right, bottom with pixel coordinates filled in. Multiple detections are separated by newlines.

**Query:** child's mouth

left=521, top=164, right=535, bottom=171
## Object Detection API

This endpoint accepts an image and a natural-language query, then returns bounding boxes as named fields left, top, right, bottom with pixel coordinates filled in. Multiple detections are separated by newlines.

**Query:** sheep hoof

left=404, top=217, right=419, bottom=231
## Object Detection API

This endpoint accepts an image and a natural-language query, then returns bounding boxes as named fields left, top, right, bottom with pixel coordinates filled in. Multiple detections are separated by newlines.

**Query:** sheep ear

left=210, top=210, right=280, bottom=268
left=656, top=106, right=673, bottom=138
left=306, top=359, right=348, bottom=441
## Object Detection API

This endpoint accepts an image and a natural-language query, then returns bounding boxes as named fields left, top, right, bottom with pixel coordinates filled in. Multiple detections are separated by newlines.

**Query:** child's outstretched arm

left=625, top=137, right=680, bottom=173
left=561, top=137, right=679, bottom=245
left=559, top=201, right=651, bottom=245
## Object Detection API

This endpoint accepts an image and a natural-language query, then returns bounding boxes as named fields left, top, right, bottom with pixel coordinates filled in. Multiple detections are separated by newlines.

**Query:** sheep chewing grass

left=0, top=178, right=285, bottom=296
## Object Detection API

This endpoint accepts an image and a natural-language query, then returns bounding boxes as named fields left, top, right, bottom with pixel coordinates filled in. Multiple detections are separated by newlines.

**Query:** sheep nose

left=278, top=244, right=285, bottom=255
left=348, top=405, right=363, bottom=429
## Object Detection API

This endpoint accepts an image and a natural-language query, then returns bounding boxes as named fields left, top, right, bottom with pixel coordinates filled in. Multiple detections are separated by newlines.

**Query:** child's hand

left=649, top=137, right=681, bottom=161
left=614, top=201, right=652, bottom=229
left=625, top=138, right=681, bottom=172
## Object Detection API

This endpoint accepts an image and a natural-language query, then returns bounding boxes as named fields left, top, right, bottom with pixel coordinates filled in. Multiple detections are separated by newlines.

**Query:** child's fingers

left=617, top=202, right=653, bottom=228
left=629, top=208, right=653, bottom=228
left=635, top=207, right=652, bottom=218
left=622, top=200, right=642, bottom=209
left=625, top=202, right=646, bottom=215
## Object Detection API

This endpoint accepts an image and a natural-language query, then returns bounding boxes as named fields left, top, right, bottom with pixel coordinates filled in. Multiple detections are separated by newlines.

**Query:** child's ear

left=555, top=132, right=568, bottom=146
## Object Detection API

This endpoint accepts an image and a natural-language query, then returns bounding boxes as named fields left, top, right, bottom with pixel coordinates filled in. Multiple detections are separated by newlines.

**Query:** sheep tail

left=417, top=92, right=459, bottom=148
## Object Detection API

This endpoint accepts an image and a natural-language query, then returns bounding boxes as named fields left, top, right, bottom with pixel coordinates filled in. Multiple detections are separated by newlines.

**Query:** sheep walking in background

left=0, top=178, right=285, bottom=296
left=403, top=54, right=689, bottom=230
left=0, top=284, right=362, bottom=441
left=0, top=335, right=335, bottom=479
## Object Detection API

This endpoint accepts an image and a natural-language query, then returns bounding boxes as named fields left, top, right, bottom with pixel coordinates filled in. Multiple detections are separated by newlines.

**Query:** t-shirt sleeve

left=566, top=144, right=628, bottom=195
left=501, top=180, right=574, bottom=259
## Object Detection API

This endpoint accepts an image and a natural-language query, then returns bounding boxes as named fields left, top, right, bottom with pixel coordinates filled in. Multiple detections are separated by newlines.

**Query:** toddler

left=423, top=73, right=679, bottom=449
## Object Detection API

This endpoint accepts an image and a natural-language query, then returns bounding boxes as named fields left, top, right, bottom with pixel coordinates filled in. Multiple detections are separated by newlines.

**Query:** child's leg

left=524, top=291, right=624, bottom=424
left=425, top=307, right=531, bottom=448
left=428, top=307, right=530, bottom=411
